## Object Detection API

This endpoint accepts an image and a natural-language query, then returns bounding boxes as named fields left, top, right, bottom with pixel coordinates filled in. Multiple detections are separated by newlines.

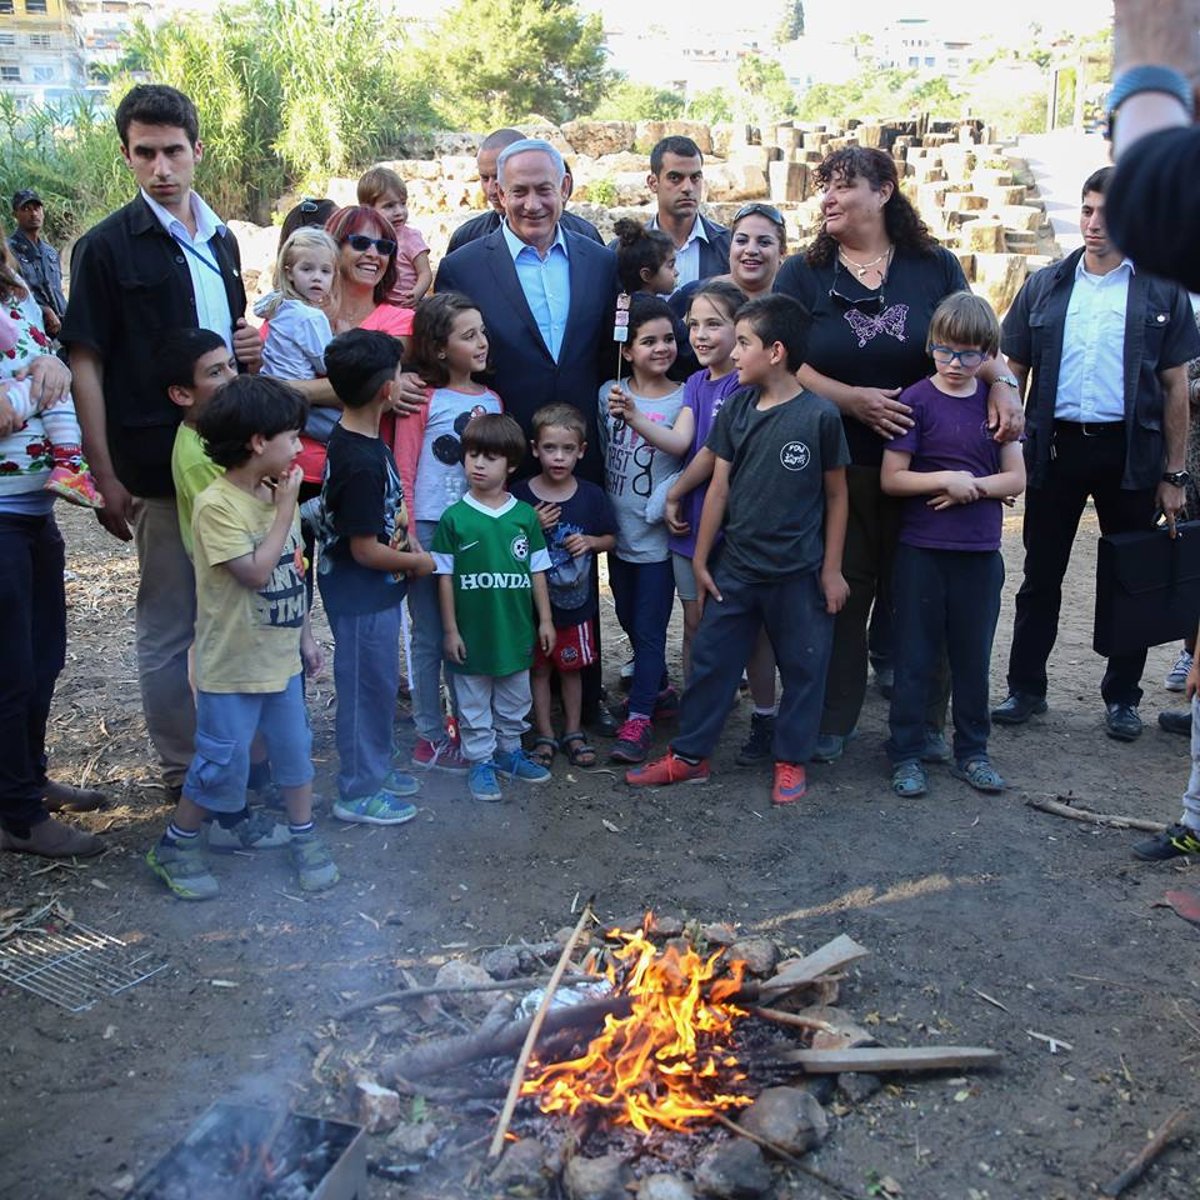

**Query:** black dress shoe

left=991, top=692, right=1048, bottom=725
left=590, top=707, right=620, bottom=738
left=1105, top=703, right=1143, bottom=741
left=1158, top=709, right=1191, bottom=735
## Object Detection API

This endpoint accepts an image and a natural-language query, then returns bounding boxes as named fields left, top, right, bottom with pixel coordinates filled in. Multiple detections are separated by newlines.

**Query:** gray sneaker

left=207, top=809, right=291, bottom=851
left=146, top=839, right=219, bottom=901
left=289, top=831, right=339, bottom=892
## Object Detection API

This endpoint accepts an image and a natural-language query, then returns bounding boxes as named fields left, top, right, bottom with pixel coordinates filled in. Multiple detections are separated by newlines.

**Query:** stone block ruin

left=230, top=116, right=1056, bottom=320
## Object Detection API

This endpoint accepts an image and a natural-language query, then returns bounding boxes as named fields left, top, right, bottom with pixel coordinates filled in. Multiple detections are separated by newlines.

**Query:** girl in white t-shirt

left=260, top=229, right=338, bottom=377
left=393, top=292, right=502, bottom=772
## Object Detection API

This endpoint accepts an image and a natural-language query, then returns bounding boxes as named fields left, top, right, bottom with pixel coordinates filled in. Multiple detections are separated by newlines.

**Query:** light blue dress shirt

left=1055, top=257, right=1135, bottom=423
left=140, top=188, right=235, bottom=350
left=648, top=213, right=710, bottom=288
left=501, top=220, right=570, bottom=361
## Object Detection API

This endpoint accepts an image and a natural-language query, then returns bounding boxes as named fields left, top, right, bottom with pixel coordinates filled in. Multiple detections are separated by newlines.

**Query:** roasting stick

left=611, top=292, right=631, bottom=432
left=1100, top=1106, right=1188, bottom=1197
left=488, top=898, right=596, bottom=1158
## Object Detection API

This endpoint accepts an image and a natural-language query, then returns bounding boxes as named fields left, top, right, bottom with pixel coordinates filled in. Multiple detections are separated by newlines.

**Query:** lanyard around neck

left=173, top=231, right=223, bottom=281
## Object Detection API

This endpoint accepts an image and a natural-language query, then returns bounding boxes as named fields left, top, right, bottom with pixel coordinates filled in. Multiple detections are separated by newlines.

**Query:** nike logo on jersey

left=459, top=540, right=480, bottom=551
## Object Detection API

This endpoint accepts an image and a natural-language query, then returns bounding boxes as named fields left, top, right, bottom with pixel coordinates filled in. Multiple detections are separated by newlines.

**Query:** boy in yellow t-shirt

left=147, top=376, right=337, bottom=901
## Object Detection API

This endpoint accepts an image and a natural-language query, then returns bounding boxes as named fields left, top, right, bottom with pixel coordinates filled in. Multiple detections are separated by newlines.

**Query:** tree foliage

left=428, top=0, right=612, bottom=126
left=737, top=53, right=798, bottom=122
left=775, top=0, right=804, bottom=45
left=590, top=79, right=684, bottom=122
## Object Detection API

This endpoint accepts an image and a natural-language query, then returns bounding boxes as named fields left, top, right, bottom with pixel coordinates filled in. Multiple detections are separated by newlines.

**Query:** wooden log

left=1027, top=795, right=1167, bottom=834
left=756, top=1045, right=1002, bottom=1073
left=760, top=935, right=870, bottom=993
left=1100, top=1106, right=1188, bottom=1196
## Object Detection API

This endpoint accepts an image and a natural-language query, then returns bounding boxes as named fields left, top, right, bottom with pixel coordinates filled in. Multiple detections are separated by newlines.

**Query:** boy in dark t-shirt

left=881, top=293, right=1025, bottom=798
left=315, top=331, right=434, bottom=823
left=627, top=295, right=851, bottom=806
left=513, top=403, right=617, bottom=769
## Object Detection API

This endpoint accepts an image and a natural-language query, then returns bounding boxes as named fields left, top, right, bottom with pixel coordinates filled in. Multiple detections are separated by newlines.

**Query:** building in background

left=0, top=0, right=87, bottom=107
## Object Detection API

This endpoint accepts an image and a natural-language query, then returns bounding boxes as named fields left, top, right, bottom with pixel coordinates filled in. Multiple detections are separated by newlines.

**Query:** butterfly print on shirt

left=844, top=302, right=910, bottom=348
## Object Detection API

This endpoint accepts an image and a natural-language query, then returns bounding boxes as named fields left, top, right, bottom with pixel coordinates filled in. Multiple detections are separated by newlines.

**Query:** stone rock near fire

left=490, top=1138, right=551, bottom=1195
left=639, top=1174, right=697, bottom=1199
left=385, top=1120, right=439, bottom=1155
left=694, top=1139, right=773, bottom=1198
left=739, top=1086, right=829, bottom=1155
left=563, top=1153, right=637, bottom=1200
left=352, top=1078, right=402, bottom=1133
left=480, top=944, right=522, bottom=980
left=728, top=937, right=779, bottom=977
left=837, top=1071, right=883, bottom=1105
left=433, top=959, right=496, bottom=1017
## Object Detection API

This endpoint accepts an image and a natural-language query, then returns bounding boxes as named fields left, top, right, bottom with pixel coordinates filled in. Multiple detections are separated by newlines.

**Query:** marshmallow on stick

left=612, top=291, right=631, bottom=429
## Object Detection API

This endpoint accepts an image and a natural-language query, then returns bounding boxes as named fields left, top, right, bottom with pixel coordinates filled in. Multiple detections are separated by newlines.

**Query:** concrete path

left=1013, top=130, right=1111, bottom=255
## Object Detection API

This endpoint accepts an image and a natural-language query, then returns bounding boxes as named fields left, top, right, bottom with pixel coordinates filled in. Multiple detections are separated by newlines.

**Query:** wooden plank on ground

left=760, top=935, right=870, bottom=991
left=760, top=1045, right=1002, bottom=1073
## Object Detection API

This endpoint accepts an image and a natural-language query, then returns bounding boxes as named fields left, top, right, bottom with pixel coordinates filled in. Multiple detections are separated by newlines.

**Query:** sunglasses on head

left=345, top=233, right=396, bottom=256
left=733, top=202, right=785, bottom=227
left=828, top=256, right=886, bottom=315
left=298, top=197, right=320, bottom=213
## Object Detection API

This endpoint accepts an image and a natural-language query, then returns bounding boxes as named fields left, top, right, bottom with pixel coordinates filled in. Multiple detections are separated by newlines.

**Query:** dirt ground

left=1, top=500, right=1197, bottom=1200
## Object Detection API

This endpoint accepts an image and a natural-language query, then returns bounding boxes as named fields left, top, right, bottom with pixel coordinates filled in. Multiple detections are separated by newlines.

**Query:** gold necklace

left=839, top=245, right=891, bottom=279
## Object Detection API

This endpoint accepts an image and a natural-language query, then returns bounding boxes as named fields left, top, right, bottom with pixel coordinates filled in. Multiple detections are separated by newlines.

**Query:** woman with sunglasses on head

left=773, top=147, right=1023, bottom=766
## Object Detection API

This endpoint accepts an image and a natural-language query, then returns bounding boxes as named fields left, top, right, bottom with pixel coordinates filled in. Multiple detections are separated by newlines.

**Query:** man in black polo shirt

left=8, top=189, right=67, bottom=340
left=61, top=84, right=262, bottom=798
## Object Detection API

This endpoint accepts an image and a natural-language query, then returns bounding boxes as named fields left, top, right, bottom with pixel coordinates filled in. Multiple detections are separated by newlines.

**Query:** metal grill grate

left=0, top=903, right=168, bottom=1011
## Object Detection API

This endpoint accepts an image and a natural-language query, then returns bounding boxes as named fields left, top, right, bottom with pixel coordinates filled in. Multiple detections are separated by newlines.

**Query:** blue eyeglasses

left=930, top=345, right=986, bottom=368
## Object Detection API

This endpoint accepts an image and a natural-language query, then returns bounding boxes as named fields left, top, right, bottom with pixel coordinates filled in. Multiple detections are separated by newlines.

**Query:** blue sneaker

left=332, top=791, right=418, bottom=825
left=382, top=769, right=420, bottom=797
left=492, top=748, right=552, bottom=784
left=468, top=761, right=502, bottom=802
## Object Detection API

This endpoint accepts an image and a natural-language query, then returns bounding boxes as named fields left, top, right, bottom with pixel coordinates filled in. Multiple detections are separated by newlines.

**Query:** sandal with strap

left=561, top=731, right=596, bottom=768
left=950, top=758, right=1006, bottom=794
left=891, top=760, right=928, bottom=798
left=529, top=737, right=558, bottom=768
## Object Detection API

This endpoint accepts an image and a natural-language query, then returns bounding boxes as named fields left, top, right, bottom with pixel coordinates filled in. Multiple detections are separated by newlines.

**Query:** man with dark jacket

left=992, top=166, right=1200, bottom=741
left=447, top=128, right=602, bottom=254
left=8, top=189, right=66, bottom=339
left=61, top=84, right=262, bottom=797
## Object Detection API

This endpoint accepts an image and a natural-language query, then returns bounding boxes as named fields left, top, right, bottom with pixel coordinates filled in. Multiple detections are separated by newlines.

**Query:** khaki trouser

left=132, top=496, right=196, bottom=787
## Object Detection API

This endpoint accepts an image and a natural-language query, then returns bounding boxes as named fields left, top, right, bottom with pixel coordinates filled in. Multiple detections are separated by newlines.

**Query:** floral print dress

left=0, top=287, right=56, bottom=495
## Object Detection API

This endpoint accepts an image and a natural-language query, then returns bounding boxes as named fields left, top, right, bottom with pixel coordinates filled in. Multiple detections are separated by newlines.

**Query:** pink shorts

left=534, top=618, right=597, bottom=673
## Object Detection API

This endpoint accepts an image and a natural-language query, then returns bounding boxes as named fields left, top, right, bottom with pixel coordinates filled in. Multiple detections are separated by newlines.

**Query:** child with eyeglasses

left=880, top=292, right=1026, bottom=799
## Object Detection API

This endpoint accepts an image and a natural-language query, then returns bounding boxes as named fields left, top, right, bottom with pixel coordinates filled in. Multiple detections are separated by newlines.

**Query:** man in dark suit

left=436, top=138, right=619, bottom=480
left=447, top=128, right=602, bottom=255
left=436, top=138, right=620, bottom=734
left=645, top=136, right=730, bottom=286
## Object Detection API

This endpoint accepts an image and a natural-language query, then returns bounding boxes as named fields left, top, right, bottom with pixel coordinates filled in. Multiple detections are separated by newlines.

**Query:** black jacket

left=61, top=195, right=246, bottom=498
left=446, top=208, right=603, bottom=256
left=607, top=213, right=731, bottom=285
left=1001, top=246, right=1200, bottom=490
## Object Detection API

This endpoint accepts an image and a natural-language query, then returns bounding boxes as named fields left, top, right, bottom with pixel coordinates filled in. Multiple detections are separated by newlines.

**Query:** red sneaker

left=610, top=716, right=655, bottom=764
left=772, top=761, right=807, bottom=805
left=626, top=750, right=710, bottom=787
left=410, top=736, right=470, bottom=774
left=45, top=465, right=105, bottom=509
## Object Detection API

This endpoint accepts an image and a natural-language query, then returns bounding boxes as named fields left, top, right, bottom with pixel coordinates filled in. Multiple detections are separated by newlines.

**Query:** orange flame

left=521, top=922, right=751, bottom=1133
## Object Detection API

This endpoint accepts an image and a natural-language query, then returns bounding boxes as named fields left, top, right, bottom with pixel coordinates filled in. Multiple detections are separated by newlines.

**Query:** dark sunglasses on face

left=345, top=233, right=396, bottom=256
left=828, top=256, right=886, bottom=315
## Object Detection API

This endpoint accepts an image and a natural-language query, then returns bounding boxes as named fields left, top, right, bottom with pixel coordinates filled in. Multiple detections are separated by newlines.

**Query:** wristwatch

left=993, top=374, right=1020, bottom=390
left=1107, top=66, right=1196, bottom=138
left=1163, top=469, right=1191, bottom=487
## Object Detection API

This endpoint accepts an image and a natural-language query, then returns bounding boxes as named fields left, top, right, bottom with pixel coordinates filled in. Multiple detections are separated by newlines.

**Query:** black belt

left=1054, top=419, right=1125, bottom=437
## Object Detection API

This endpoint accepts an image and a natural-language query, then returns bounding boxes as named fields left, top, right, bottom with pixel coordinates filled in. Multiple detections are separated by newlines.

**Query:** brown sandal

left=561, top=732, right=596, bottom=768
left=530, top=737, right=558, bottom=768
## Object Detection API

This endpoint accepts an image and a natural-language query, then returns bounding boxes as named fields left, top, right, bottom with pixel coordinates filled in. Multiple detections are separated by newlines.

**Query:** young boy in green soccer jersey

left=431, top=414, right=556, bottom=802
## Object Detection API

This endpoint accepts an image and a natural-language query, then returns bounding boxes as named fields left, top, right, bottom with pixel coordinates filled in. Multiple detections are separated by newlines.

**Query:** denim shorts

left=183, top=674, right=313, bottom=813
left=672, top=552, right=698, bottom=603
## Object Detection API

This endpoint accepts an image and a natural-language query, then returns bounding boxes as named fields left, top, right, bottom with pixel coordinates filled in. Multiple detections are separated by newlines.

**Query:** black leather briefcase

left=1094, top=521, right=1200, bottom=657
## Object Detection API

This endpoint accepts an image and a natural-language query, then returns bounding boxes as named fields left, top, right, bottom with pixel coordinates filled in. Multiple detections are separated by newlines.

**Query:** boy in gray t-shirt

left=626, top=294, right=850, bottom=807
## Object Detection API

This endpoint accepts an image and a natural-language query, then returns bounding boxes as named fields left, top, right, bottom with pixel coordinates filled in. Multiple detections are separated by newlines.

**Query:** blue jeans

left=0, top=512, right=65, bottom=834
left=408, top=520, right=446, bottom=744
left=608, top=555, right=674, bottom=717
left=186, top=675, right=313, bottom=813
left=329, top=603, right=403, bottom=799
left=674, top=565, right=833, bottom=764
left=887, top=545, right=1003, bottom=766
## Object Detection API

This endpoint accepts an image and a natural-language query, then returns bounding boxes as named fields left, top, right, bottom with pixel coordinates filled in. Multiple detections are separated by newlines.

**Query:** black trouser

left=888, top=545, right=1004, bottom=765
left=1007, top=423, right=1157, bottom=706
left=0, top=513, right=65, bottom=834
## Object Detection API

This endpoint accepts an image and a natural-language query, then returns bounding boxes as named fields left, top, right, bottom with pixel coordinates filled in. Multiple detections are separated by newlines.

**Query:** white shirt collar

left=501, top=220, right=568, bottom=262
left=140, top=188, right=225, bottom=242
left=1075, top=253, right=1135, bottom=281
left=649, top=213, right=709, bottom=247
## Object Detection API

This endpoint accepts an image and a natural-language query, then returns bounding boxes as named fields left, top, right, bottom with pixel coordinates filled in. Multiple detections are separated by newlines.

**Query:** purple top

left=668, top=368, right=744, bottom=558
left=889, top=377, right=1003, bottom=552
